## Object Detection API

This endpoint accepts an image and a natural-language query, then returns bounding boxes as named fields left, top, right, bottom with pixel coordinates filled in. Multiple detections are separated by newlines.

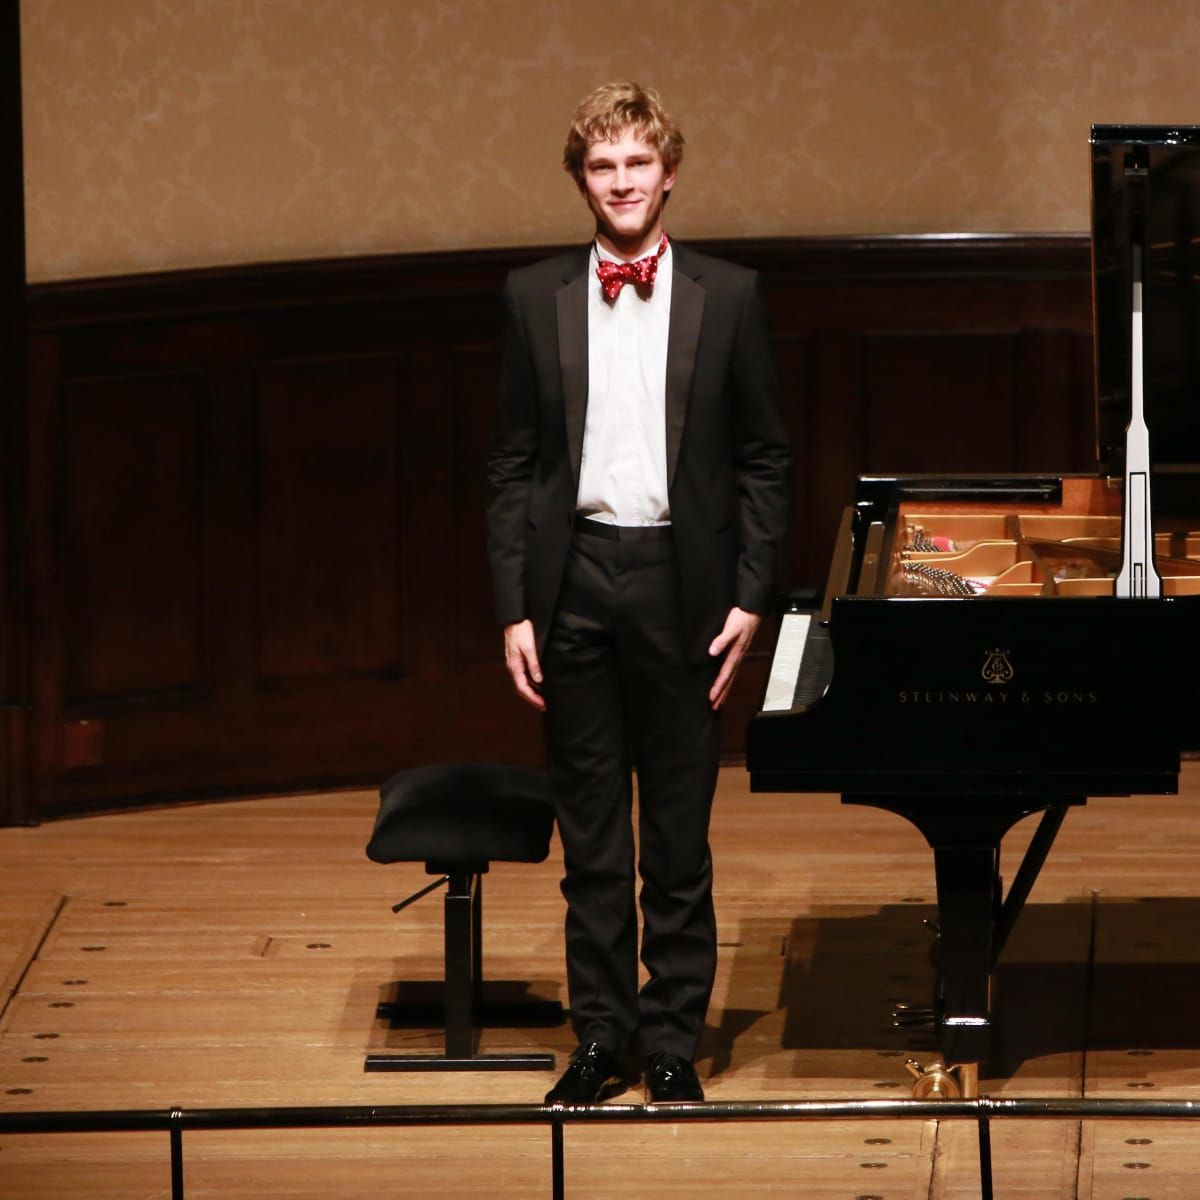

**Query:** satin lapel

left=556, top=264, right=590, bottom=488
left=666, top=263, right=704, bottom=488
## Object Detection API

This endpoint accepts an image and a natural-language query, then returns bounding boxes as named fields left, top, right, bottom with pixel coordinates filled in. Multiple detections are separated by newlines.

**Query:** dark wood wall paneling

left=16, top=236, right=1095, bottom=823
left=1, top=6, right=31, bottom=824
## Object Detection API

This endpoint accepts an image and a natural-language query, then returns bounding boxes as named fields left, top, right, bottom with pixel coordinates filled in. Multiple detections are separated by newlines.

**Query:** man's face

left=580, top=129, right=676, bottom=258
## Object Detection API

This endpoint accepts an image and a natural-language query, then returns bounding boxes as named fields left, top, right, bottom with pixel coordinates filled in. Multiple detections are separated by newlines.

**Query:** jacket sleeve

left=731, top=274, right=792, bottom=615
left=486, top=275, right=539, bottom=627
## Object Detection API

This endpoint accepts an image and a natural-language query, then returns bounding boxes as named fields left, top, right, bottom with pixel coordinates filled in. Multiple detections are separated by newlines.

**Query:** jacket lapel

left=666, top=246, right=704, bottom=488
left=556, top=249, right=591, bottom=488
left=557, top=241, right=705, bottom=491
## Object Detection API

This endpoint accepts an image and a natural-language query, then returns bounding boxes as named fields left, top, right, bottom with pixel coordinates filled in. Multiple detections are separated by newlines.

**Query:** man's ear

left=663, top=167, right=678, bottom=194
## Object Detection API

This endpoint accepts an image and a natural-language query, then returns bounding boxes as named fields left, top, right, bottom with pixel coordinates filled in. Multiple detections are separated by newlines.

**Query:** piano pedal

left=892, top=1002, right=936, bottom=1029
left=904, top=1057, right=978, bottom=1099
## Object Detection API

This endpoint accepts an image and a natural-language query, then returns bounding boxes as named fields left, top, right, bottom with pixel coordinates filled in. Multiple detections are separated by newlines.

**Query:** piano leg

left=931, top=842, right=1000, bottom=1065
left=848, top=795, right=1083, bottom=1077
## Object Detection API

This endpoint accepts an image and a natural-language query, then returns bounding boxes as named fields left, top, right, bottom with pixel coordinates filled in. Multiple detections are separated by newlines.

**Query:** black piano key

left=791, top=620, right=833, bottom=709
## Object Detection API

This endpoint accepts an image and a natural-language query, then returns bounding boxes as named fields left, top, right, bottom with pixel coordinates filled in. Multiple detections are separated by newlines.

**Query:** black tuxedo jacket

left=487, top=241, right=792, bottom=663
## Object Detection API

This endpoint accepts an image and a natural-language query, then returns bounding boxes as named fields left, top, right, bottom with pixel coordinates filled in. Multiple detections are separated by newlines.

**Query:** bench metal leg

left=366, top=869, right=559, bottom=1073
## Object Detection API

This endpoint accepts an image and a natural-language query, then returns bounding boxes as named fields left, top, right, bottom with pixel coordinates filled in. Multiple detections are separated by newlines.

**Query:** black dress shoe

left=644, top=1052, right=704, bottom=1102
left=544, top=1042, right=625, bottom=1104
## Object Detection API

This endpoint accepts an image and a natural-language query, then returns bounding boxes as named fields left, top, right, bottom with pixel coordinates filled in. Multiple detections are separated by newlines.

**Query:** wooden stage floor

left=2, top=763, right=1200, bottom=1197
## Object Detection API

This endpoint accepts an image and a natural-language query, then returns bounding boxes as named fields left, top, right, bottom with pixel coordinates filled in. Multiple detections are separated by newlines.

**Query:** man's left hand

left=707, top=607, right=761, bottom=710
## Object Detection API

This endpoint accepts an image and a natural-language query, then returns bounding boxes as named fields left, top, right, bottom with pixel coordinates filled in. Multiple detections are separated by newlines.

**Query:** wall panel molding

left=253, top=353, right=405, bottom=685
left=61, top=367, right=209, bottom=706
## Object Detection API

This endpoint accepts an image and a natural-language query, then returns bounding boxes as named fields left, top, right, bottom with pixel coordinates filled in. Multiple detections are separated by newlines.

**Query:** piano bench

left=363, top=762, right=562, bottom=1073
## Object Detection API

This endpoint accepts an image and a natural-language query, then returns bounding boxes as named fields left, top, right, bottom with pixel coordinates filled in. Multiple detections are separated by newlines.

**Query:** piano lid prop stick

left=1115, top=242, right=1162, bottom=598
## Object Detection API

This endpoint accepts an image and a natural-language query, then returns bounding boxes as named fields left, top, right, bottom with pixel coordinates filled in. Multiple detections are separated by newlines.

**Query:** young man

left=487, top=82, right=791, bottom=1104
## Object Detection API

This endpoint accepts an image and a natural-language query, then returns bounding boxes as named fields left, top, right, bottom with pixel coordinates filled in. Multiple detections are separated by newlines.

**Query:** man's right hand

left=503, top=620, right=545, bottom=712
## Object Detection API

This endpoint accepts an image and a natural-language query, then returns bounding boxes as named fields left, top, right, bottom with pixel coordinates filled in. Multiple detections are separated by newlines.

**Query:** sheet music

left=762, top=612, right=811, bottom=712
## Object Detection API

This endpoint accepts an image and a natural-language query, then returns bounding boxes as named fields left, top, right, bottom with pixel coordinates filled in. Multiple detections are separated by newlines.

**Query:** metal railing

left=3, top=1096, right=1199, bottom=1200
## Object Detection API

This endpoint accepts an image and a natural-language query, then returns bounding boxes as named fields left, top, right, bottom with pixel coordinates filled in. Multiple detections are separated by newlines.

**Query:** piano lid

left=1092, top=125, right=1200, bottom=473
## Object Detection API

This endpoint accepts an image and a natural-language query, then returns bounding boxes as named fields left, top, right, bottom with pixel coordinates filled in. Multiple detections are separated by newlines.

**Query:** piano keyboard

left=762, top=610, right=833, bottom=712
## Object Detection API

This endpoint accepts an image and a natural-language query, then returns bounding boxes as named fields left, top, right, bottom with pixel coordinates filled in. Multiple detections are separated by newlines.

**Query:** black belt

left=574, top=519, right=673, bottom=542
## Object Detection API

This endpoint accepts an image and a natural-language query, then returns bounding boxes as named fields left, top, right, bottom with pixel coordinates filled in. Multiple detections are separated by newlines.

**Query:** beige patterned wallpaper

left=21, top=0, right=1200, bottom=281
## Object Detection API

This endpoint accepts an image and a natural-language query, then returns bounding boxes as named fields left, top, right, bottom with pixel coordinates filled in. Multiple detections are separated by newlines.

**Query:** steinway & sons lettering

left=897, top=689, right=1099, bottom=705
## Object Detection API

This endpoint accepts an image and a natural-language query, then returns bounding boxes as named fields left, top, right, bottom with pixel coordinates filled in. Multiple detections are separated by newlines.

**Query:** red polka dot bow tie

left=595, top=233, right=669, bottom=300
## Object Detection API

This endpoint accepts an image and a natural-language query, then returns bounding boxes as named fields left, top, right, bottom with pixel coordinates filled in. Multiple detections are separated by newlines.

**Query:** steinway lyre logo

left=981, top=648, right=1014, bottom=685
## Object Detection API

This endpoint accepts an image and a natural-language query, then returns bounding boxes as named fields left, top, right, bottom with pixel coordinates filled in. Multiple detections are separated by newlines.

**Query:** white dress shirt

left=576, top=240, right=673, bottom=527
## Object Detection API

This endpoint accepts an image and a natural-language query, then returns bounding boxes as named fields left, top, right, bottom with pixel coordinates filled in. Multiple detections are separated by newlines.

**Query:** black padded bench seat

left=366, top=762, right=554, bottom=870
left=364, top=763, right=561, bottom=1072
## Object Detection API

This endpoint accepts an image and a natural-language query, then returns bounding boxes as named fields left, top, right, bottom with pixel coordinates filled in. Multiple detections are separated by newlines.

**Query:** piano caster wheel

left=904, top=1058, right=979, bottom=1099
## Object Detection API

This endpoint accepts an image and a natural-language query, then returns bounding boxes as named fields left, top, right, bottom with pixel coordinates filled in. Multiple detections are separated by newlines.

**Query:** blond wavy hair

left=562, top=81, right=685, bottom=185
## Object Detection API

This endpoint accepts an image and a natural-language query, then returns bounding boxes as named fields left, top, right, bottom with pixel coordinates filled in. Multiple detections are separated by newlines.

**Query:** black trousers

left=541, top=523, right=720, bottom=1060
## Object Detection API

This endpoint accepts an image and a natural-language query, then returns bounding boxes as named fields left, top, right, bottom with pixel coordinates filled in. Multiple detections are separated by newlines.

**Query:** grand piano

left=748, top=125, right=1200, bottom=1096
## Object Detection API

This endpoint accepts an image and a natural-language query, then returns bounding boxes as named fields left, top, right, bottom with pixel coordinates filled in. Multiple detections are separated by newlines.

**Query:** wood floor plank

left=1079, top=1119, right=1200, bottom=1200
left=0, top=893, right=64, bottom=1016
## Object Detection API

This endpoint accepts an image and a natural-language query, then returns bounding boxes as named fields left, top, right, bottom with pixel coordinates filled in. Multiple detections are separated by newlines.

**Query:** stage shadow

left=713, top=897, right=1200, bottom=1078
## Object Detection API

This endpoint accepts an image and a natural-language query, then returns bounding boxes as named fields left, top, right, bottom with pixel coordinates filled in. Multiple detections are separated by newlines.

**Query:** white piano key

left=762, top=612, right=811, bottom=712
